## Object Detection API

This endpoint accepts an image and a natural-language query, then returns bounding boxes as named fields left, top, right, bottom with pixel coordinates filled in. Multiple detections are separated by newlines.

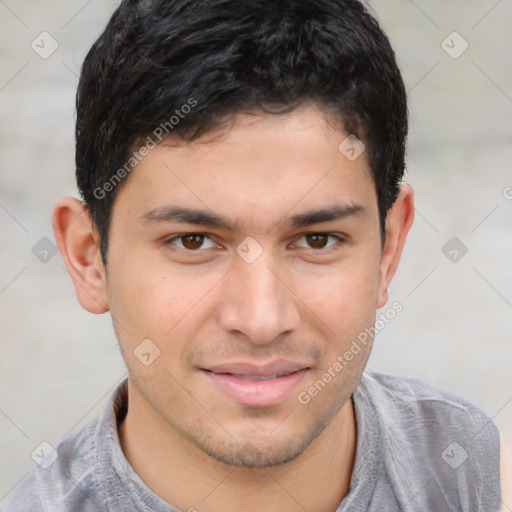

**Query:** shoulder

left=355, top=372, right=501, bottom=510
left=359, top=371, right=499, bottom=439
left=2, top=418, right=102, bottom=512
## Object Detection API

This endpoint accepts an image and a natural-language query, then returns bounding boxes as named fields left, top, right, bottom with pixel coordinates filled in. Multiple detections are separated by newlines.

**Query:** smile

left=201, top=361, right=310, bottom=407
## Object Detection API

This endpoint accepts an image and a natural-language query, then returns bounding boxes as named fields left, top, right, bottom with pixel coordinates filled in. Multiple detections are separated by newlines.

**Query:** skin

left=53, top=104, right=414, bottom=512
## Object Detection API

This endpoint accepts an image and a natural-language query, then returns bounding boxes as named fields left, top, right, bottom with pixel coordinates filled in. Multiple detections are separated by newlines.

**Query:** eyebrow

left=140, top=204, right=366, bottom=231
left=288, top=204, right=365, bottom=228
left=140, top=206, right=238, bottom=230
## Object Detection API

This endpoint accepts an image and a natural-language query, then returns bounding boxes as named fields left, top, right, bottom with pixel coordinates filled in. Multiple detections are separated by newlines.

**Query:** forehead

left=113, top=106, right=377, bottom=231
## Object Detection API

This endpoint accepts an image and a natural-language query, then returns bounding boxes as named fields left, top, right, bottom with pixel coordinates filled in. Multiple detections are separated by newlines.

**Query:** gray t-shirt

left=3, top=372, right=501, bottom=511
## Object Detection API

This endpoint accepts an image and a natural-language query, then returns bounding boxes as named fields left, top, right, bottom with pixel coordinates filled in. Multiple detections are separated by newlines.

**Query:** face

left=102, top=105, right=390, bottom=467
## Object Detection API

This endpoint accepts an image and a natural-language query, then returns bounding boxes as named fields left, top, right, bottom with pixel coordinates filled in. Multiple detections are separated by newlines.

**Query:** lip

left=201, top=360, right=310, bottom=407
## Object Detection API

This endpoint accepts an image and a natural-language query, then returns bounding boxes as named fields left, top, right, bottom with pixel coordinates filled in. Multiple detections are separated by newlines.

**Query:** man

left=4, top=0, right=501, bottom=510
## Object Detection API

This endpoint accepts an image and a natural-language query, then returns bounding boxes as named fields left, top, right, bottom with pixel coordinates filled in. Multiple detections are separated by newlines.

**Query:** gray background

left=1, top=0, right=511, bottom=507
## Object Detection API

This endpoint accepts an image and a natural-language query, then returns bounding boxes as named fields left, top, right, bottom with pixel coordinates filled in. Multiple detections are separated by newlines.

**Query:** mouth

left=212, top=372, right=299, bottom=381
left=201, top=361, right=310, bottom=407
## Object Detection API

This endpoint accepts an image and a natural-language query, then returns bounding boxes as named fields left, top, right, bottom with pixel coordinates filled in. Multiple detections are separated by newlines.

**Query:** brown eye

left=295, top=233, right=342, bottom=250
left=305, top=233, right=329, bottom=249
left=166, top=233, right=216, bottom=250
left=181, top=234, right=206, bottom=250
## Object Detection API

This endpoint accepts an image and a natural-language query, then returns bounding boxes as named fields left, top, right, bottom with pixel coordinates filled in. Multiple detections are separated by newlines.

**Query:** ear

left=377, top=183, right=414, bottom=308
left=52, top=197, right=109, bottom=314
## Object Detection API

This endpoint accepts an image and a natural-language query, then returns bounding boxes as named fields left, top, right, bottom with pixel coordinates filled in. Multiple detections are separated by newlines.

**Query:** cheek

left=295, top=257, right=381, bottom=329
left=106, top=268, right=205, bottom=384
left=107, top=257, right=221, bottom=346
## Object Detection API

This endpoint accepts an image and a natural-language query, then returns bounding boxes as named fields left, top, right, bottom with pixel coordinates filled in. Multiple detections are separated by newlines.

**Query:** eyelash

left=164, top=233, right=218, bottom=251
left=163, top=233, right=345, bottom=252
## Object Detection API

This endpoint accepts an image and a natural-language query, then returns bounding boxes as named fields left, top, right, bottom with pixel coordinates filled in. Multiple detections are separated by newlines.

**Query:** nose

left=217, top=253, right=301, bottom=345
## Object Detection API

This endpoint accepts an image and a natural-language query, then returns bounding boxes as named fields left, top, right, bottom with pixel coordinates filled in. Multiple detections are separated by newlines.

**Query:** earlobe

left=377, top=183, right=415, bottom=308
left=52, top=197, right=109, bottom=314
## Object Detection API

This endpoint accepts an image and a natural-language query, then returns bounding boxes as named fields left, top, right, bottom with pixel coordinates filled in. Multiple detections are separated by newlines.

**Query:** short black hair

left=76, top=0, right=407, bottom=264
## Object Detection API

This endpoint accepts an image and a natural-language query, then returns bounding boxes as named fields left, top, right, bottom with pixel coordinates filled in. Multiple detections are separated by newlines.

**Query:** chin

left=185, top=408, right=336, bottom=469
left=200, top=437, right=311, bottom=468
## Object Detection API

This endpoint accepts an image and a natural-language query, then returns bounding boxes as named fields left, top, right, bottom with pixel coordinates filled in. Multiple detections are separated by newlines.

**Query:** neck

left=119, top=379, right=357, bottom=512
